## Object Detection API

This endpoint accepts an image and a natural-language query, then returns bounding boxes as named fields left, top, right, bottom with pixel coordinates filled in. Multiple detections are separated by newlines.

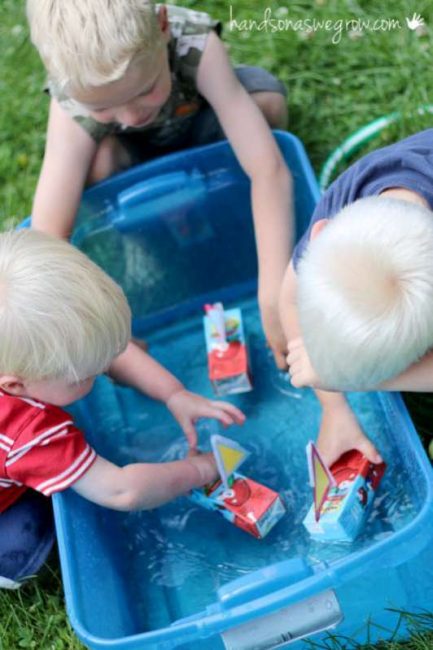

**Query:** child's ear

left=157, top=5, right=169, bottom=36
left=0, top=375, right=25, bottom=396
left=310, top=218, right=329, bottom=240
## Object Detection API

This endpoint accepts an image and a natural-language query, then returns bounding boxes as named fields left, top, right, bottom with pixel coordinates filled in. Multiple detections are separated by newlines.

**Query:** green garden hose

left=319, top=105, right=433, bottom=191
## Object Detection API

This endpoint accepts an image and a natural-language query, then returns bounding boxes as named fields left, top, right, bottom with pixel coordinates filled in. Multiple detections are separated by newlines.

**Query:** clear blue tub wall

left=24, top=132, right=433, bottom=649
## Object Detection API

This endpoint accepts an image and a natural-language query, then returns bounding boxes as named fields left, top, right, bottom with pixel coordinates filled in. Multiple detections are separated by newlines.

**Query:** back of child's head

left=0, top=229, right=131, bottom=382
left=26, top=0, right=160, bottom=90
left=297, top=196, right=433, bottom=389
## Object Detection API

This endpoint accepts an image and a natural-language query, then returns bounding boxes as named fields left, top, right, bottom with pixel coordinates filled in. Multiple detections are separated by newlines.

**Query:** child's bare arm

left=32, top=99, right=97, bottom=238
left=280, top=263, right=382, bottom=466
left=197, top=33, right=293, bottom=369
left=72, top=452, right=217, bottom=510
left=108, top=341, right=245, bottom=447
left=108, top=340, right=185, bottom=402
left=378, top=352, right=433, bottom=392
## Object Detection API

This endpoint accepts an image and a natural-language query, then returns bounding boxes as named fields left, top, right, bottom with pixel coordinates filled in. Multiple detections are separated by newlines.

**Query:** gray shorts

left=119, top=66, right=287, bottom=163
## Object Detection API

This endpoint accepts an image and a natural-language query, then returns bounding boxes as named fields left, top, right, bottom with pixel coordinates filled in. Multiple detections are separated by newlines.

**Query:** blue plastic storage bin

left=46, top=132, right=433, bottom=649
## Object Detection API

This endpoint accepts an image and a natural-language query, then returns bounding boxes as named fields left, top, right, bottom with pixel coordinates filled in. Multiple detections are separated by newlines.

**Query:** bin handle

left=217, top=558, right=314, bottom=609
left=114, top=170, right=207, bottom=232
left=219, top=588, right=343, bottom=650
left=118, top=170, right=201, bottom=204
left=171, top=566, right=343, bottom=648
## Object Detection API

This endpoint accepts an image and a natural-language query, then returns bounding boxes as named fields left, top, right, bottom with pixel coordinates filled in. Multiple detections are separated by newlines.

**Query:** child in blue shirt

left=281, top=129, right=433, bottom=465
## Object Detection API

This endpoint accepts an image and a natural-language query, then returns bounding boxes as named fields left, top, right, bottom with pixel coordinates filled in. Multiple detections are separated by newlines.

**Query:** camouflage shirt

left=47, top=5, right=221, bottom=144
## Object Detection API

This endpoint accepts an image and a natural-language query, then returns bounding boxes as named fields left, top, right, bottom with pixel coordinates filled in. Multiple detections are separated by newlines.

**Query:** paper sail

left=306, top=441, right=336, bottom=521
left=211, top=434, right=250, bottom=490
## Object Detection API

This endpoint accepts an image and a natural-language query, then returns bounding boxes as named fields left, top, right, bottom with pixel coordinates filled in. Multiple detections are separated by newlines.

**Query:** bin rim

left=53, top=387, right=433, bottom=649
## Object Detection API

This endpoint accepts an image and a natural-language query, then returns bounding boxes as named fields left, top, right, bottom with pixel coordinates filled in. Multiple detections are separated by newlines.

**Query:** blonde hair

left=297, top=196, right=433, bottom=389
left=0, top=230, right=131, bottom=382
left=26, top=0, right=162, bottom=90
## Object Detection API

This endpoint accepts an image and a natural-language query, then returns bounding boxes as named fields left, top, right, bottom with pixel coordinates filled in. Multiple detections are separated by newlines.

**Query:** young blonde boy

left=280, top=129, right=433, bottom=466
left=26, top=0, right=293, bottom=369
left=0, top=229, right=244, bottom=588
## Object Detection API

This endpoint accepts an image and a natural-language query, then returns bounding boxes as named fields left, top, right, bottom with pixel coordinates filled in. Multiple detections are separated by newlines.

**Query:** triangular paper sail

left=211, top=434, right=249, bottom=490
left=306, top=441, right=336, bottom=521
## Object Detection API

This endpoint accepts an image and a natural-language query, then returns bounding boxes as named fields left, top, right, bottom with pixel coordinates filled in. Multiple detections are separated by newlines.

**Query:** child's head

left=295, top=196, right=433, bottom=389
left=26, top=0, right=171, bottom=125
left=0, top=230, right=131, bottom=405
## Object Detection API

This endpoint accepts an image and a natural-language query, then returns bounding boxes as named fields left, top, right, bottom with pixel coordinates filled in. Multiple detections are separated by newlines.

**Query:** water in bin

left=72, top=297, right=418, bottom=628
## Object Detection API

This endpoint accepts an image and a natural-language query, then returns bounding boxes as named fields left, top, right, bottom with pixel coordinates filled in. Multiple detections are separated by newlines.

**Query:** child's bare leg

left=250, top=91, right=288, bottom=129
left=86, top=135, right=132, bottom=186
left=0, top=491, right=54, bottom=587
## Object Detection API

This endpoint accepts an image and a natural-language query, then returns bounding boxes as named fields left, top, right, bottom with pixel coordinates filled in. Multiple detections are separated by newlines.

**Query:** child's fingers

left=287, top=337, right=304, bottom=353
left=208, top=408, right=235, bottom=427
left=213, top=401, right=246, bottom=424
left=196, top=404, right=237, bottom=428
left=182, top=421, right=198, bottom=448
left=197, top=452, right=219, bottom=483
left=286, top=347, right=301, bottom=368
left=356, top=439, right=383, bottom=465
left=207, top=403, right=246, bottom=427
left=271, top=346, right=288, bottom=370
left=188, top=451, right=218, bottom=484
left=289, top=369, right=304, bottom=388
left=288, top=356, right=308, bottom=385
left=187, top=400, right=245, bottom=428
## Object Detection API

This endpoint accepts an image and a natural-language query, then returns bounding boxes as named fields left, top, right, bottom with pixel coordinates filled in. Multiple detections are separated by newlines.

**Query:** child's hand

left=166, top=389, right=246, bottom=447
left=317, top=399, right=383, bottom=467
left=187, top=448, right=219, bottom=485
left=260, top=301, right=288, bottom=370
left=287, top=337, right=323, bottom=389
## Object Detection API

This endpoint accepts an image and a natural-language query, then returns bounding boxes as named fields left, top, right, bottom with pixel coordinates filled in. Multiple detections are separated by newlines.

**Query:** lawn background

left=1, top=0, right=433, bottom=648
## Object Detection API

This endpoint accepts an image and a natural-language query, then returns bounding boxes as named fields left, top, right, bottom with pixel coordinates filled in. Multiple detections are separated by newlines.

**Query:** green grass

left=0, top=561, right=84, bottom=650
left=1, top=0, right=433, bottom=648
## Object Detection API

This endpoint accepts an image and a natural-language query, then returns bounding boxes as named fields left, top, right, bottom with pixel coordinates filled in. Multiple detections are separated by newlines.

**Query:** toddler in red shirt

left=0, top=229, right=244, bottom=588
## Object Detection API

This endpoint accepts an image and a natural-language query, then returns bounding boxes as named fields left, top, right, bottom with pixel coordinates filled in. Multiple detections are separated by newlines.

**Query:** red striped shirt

left=0, top=392, right=96, bottom=512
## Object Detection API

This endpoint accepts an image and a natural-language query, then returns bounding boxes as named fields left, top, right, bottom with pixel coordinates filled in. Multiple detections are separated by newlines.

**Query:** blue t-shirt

left=293, top=129, right=433, bottom=269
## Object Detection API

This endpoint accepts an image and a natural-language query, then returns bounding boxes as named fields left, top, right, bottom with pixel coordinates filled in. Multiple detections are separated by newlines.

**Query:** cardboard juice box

left=203, top=305, right=252, bottom=396
left=303, top=450, right=386, bottom=542
left=190, top=473, right=285, bottom=539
